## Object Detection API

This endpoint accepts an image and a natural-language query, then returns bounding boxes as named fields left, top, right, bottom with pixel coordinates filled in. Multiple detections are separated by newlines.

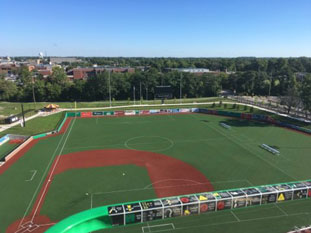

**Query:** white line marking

left=274, top=203, right=289, bottom=216
left=144, top=179, right=202, bottom=189
left=25, top=170, right=37, bottom=182
left=231, top=211, right=241, bottom=222
left=16, top=118, right=76, bottom=231
left=30, top=118, right=76, bottom=222
left=173, top=212, right=308, bottom=232
left=92, top=179, right=247, bottom=196
left=206, top=122, right=298, bottom=181
left=124, top=136, right=175, bottom=152
left=142, top=223, right=175, bottom=233
left=63, top=137, right=223, bottom=151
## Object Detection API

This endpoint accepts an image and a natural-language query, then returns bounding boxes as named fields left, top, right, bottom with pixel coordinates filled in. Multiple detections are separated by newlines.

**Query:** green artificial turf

left=0, top=112, right=64, bottom=138
left=41, top=165, right=157, bottom=221
left=1, top=113, right=311, bottom=233
left=0, top=142, right=17, bottom=160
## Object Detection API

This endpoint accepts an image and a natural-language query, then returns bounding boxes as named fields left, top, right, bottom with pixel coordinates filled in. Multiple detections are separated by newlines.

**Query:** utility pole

left=146, top=86, right=148, bottom=101
left=108, top=70, right=112, bottom=107
left=133, top=86, right=136, bottom=105
left=32, top=76, right=36, bottom=110
left=140, top=81, right=142, bottom=105
left=269, top=72, right=272, bottom=97
left=21, top=104, right=26, bottom=127
left=180, top=72, right=183, bottom=103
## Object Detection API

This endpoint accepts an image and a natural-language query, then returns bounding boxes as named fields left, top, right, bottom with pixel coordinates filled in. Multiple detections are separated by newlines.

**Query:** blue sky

left=0, top=0, right=310, bottom=57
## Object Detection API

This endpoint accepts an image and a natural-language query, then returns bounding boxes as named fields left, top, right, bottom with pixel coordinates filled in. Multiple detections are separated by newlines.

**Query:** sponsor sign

left=81, top=112, right=92, bottom=118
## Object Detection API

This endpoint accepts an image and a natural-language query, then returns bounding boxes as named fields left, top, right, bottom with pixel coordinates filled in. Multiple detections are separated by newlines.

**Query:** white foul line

left=30, top=117, right=76, bottom=222
left=16, top=118, right=76, bottom=231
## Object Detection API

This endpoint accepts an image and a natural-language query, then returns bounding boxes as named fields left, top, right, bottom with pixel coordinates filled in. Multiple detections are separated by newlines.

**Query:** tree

left=0, top=80, right=18, bottom=101
left=50, top=67, right=68, bottom=85
left=280, top=76, right=300, bottom=114
left=300, top=74, right=311, bottom=117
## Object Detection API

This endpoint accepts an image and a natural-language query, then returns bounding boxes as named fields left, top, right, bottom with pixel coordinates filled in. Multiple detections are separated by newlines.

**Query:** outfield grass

left=0, top=112, right=64, bottom=138
left=0, top=97, right=226, bottom=120
left=41, top=166, right=157, bottom=221
left=2, top=113, right=311, bottom=233
left=1, top=101, right=310, bottom=138
left=0, top=142, right=17, bottom=160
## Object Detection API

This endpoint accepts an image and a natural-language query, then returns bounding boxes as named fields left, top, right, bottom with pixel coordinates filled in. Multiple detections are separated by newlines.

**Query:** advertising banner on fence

left=125, top=110, right=135, bottom=116
left=93, top=111, right=104, bottom=116
left=114, top=111, right=125, bottom=116
left=140, top=110, right=150, bottom=115
left=150, top=109, right=160, bottom=114
left=180, top=108, right=190, bottom=113
left=81, top=112, right=92, bottom=118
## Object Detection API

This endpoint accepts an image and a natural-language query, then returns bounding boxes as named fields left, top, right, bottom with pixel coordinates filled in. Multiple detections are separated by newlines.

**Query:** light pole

left=32, top=76, right=36, bottom=110
left=108, top=70, right=112, bottom=107
left=180, top=72, right=183, bottom=103
left=133, top=86, right=136, bottom=105
left=269, top=72, right=272, bottom=97
left=146, top=86, right=148, bottom=101
left=139, top=81, right=142, bottom=105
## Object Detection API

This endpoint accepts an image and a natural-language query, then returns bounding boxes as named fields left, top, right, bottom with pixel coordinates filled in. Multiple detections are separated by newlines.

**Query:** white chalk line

left=274, top=203, right=289, bottom=216
left=25, top=170, right=37, bottom=182
left=230, top=211, right=241, bottom=222
left=142, top=223, right=175, bottom=233
left=205, top=121, right=298, bottom=181
left=30, top=117, right=77, bottom=222
left=172, top=212, right=310, bottom=232
left=64, top=137, right=223, bottom=151
left=144, top=179, right=202, bottom=189
left=124, top=136, right=175, bottom=152
left=16, top=118, right=76, bottom=232
left=91, top=179, right=250, bottom=196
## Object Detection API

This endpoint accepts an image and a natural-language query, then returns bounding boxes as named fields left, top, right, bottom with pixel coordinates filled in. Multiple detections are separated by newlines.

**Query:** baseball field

left=1, top=111, right=311, bottom=233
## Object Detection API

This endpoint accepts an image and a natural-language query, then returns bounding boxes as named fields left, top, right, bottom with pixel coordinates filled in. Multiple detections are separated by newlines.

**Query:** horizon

left=1, top=0, right=311, bottom=57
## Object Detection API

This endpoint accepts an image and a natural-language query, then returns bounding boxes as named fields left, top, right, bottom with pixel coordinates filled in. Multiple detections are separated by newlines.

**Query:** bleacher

left=220, top=122, right=231, bottom=129
left=260, top=144, right=280, bottom=155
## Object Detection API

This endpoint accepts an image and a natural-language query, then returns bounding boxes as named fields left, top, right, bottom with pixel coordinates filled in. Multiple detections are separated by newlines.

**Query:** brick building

left=72, top=67, right=135, bottom=80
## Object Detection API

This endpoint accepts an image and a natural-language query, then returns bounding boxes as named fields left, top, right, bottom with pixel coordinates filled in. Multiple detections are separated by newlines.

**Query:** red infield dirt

left=8, top=149, right=213, bottom=233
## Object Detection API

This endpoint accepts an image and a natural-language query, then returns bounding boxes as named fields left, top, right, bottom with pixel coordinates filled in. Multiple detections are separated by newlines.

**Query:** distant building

left=172, top=68, right=210, bottom=73
left=72, top=67, right=135, bottom=80
left=0, top=63, right=18, bottom=75
left=50, top=57, right=81, bottom=64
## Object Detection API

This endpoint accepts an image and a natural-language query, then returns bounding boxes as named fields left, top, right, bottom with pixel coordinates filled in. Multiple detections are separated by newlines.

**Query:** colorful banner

left=125, top=110, right=135, bottom=116
left=114, top=111, right=125, bottom=116
left=81, top=112, right=92, bottom=118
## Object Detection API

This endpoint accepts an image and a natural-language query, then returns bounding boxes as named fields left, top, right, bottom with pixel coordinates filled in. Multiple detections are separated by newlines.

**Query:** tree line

left=0, top=57, right=311, bottom=115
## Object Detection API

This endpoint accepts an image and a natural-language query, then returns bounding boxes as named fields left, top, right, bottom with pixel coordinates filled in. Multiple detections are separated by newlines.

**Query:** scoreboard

left=107, top=180, right=311, bottom=226
left=155, top=86, right=173, bottom=99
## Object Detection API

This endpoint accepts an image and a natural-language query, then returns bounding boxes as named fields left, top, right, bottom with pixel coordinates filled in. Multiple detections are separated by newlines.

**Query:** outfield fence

left=46, top=180, right=311, bottom=233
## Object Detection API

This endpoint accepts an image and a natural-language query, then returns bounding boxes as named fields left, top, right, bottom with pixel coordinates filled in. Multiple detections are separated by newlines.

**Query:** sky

left=0, top=0, right=310, bottom=57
